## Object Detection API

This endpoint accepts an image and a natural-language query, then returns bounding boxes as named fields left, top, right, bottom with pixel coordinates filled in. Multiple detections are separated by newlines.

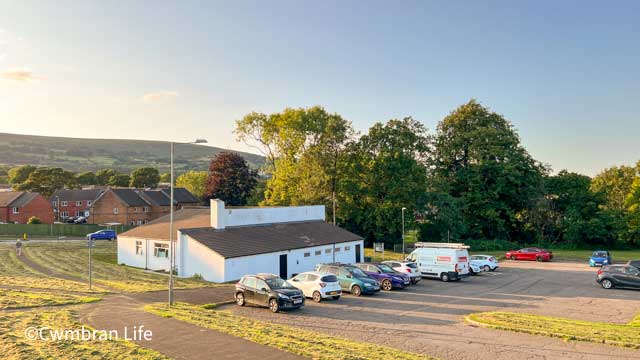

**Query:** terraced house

left=0, top=191, right=54, bottom=224
left=50, top=188, right=105, bottom=222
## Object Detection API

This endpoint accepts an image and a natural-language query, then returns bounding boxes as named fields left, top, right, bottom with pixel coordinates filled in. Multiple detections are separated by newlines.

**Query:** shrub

left=27, top=216, right=42, bottom=224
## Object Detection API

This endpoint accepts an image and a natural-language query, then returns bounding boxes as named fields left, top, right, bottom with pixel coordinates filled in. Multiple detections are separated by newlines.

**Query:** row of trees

left=235, top=101, right=640, bottom=249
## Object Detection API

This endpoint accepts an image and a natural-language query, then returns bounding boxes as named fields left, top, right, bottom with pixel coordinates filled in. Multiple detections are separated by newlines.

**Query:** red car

left=505, top=248, right=553, bottom=262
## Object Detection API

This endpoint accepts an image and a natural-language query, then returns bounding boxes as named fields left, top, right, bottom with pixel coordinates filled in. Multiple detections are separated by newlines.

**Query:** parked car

left=355, top=263, right=411, bottom=290
left=235, top=273, right=305, bottom=312
left=381, top=260, right=421, bottom=284
left=589, top=250, right=612, bottom=267
left=74, top=216, right=87, bottom=224
left=627, top=260, right=640, bottom=269
left=288, top=271, right=342, bottom=302
left=596, top=265, right=640, bottom=290
left=86, top=229, right=117, bottom=241
left=505, top=248, right=553, bottom=262
left=470, top=255, right=499, bottom=272
left=406, top=243, right=470, bottom=282
left=468, top=262, right=484, bottom=276
left=315, top=263, right=380, bottom=296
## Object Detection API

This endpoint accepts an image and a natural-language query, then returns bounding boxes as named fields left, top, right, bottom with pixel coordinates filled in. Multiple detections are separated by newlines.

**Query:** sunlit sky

left=1, top=1, right=639, bottom=176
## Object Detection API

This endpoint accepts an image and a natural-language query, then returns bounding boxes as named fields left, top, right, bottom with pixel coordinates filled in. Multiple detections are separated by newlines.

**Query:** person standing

left=16, top=239, right=22, bottom=256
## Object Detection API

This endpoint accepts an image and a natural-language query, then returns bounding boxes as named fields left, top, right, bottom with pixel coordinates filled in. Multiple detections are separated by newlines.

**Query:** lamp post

left=401, top=207, right=407, bottom=257
left=169, top=138, right=207, bottom=306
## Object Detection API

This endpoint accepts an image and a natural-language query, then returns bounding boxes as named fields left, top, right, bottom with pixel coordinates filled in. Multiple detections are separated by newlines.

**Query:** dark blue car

left=355, top=263, right=411, bottom=291
left=87, top=229, right=117, bottom=241
left=589, top=250, right=612, bottom=267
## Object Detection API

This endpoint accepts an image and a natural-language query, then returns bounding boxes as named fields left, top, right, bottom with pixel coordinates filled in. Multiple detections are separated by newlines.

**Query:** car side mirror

left=292, top=278, right=298, bottom=282
left=346, top=274, right=352, bottom=278
left=261, top=287, right=268, bottom=292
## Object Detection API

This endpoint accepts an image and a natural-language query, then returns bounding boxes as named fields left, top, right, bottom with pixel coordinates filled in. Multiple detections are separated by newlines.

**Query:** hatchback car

left=235, top=273, right=305, bottom=312
left=505, top=248, right=553, bottom=261
left=315, top=263, right=380, bottom=296
left=596, top=265, right=640, bottom=290
left=86, top=229, right=117, bottom=241
left=469, top=255, right=499, bottom=272
left=355, top=263, right=411, bottom=290
left=289, top=271, right=342, bottom=302
left=381, top=261, right=421, bottom=284
left=589, top=250, right=612, bottom=267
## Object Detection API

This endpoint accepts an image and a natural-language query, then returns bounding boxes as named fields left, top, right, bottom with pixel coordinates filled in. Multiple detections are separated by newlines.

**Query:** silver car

left=381, top=260, right=421, bottom=284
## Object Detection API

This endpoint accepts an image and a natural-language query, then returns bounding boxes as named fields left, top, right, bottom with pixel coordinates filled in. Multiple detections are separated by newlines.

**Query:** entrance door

left=279, top=254, right=288, bottom=279
left=355, top=244, right=361, bottom=263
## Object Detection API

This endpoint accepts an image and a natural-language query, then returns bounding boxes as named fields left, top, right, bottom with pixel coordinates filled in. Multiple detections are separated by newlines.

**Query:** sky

left=1, top=0, right=639, bottom=176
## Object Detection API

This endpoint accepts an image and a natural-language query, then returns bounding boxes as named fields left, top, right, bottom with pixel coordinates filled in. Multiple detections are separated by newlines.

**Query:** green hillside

left=0, top=132, right=265, bottom=173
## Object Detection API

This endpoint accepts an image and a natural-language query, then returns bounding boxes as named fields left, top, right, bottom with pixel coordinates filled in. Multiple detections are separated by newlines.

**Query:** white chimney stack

left=210, top=199, right=226, bottom=229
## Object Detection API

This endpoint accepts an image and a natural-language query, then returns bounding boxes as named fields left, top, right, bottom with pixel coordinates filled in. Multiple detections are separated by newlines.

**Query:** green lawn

left=0, top=310, right=168, bottom=359
left=0, top=289, right=100, bottom=310
left=24, top=242, right=217, bottom=293
left=145, top=302, right=435, bottom=360
left=466, top=311, right=640, bottom=348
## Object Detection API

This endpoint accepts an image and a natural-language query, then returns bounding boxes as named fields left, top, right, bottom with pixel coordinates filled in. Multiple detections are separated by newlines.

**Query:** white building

left=117, top=200, right=364, bottom=283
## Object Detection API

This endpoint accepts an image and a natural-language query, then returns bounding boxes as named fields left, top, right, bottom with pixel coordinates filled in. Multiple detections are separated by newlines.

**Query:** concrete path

left=79, top=294, right=304, bottom=360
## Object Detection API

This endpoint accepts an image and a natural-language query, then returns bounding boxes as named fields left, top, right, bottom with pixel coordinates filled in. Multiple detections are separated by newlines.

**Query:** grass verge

left=466, top=311, right=640, bottom=348
left=144, top=302, right=435, bottom=360
left=0, top=288, right=100, bottom=310
left=0, top=309, right=168, bottom=359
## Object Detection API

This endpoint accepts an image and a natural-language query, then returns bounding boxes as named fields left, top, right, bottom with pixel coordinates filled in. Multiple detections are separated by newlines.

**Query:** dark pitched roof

left=119, top=208, right=210, bottom=240
left=181, top=221, right=362, bottom=259
left=50, top=189, right=104, bottom=202
left=141, top=190, right=172, bottom=206
left=10, top=192, right=40, bottom=207
left=0, top=191, right=24, bottom=207
left=160, top=188, right=199, bottom=204
left=111, top=188, right=149, bottom=207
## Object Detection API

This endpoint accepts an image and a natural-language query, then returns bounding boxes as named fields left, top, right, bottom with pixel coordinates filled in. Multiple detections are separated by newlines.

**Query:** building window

left=12, top=207, right=19, bottom=214
left=135, top=241, right=143, bottom=255
left=134, top=207, right=138, bottom=212
left=304, top=252, right=310, bottom=257
left=61, top=211, right=69, bottom=218
left=335, top=247, right=341, bottom=252
left=87, top=200, right=92, bottom=206
left=61, top=201, right=68, bottom=206
left=75, top=211, right=83, bottom=217
left=154, top=243, right=169, bottom=258
left=143, top=219, right=149, bottom=224
left=136, top=220, right=142, bottom=226
left=113, top=207, right=119, bottom=214
left=76, top=201, right=82, bottom=206
left=315, top=250, right=321, bottom=256
left=345, top=246, right=351, bottom=251
left=325, top=248, right=331, bottom=254
left=143, top=206, right=149, bottom=212
left=52, top=201, right=57, bottom=206
left=130, top=221, right=135, bottom=226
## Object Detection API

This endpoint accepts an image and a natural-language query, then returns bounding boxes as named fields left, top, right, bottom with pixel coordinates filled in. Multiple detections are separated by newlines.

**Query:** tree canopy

left=205, top=152, right=257, bottom=206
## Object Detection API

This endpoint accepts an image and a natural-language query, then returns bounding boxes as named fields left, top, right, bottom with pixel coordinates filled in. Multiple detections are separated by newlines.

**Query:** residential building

left=50, top=189, right=105, bottom=221
left=117, top=200, right=364, bottom=282
left=0, top=191, right=55, bottom=224
left=159, top=187, right=200, bottom=207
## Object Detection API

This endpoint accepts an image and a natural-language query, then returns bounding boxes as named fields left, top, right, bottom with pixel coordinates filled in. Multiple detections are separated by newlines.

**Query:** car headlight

left=278, top=293, right=290, bottom=299
left=603, top=259, right=608, bottom=263
left=393, top=276, right=402, bottom=281
left=364, top=283, right=372, bottom=287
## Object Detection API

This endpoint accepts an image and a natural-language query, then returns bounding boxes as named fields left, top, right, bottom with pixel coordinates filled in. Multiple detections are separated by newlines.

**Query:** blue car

left=589, top=250, right=612, bottom=267
left=87, top=229, right=117, bottom=241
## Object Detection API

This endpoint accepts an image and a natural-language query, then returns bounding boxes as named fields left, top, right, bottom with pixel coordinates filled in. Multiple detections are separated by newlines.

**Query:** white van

left=406, top=243, right=470, bottom=282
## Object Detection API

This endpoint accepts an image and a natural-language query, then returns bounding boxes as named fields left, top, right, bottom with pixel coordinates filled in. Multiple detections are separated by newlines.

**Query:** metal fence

left=0, top=223, right=133, bottom=238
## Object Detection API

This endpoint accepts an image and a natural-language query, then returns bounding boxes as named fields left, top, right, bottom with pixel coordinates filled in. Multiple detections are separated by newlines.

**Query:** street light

left=169, top=138, right=207, bottom=306
left=401, top=207, right=407, bottom=257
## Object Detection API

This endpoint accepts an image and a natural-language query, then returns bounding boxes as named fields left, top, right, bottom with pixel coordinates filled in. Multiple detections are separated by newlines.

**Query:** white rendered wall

left=179, top=233, right=226, bottom=283
left=117, top=237, right=173, bottom=272
left=210, top=199, right=325, bottom=229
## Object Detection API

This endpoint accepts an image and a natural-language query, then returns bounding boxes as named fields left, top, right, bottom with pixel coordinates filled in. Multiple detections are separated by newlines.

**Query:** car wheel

left=601, top=279, right=613, bottom=289
left=440, top=273, right=450, bottom=282
left=381, top=279, right=392, bottom=291
left=110, top=237, right=115, bottom=241
left=536, top=256, right=543, bottom=262
left=510, top=255, right=517, bottom=260
left=470, top=269, right=476, bottom=276
left=351, top=285, right=362, bottom=296
left=235, top=293, right=245, bottom=306
left=312, top=291, right=322, bottom=303
left=332, top=295, right=341, bottom=300
left=269, top=298, right=280, bottom=313
left=483, top=265, right=491, bottom=272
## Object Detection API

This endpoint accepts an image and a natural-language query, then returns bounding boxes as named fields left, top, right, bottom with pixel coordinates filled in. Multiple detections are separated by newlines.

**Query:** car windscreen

left=406, top=263, right=418, bottom=269
left=265, top=277, right=293, bottom=289
left=592, top=251, right=608, bottom=257
left=320, top=275, right=338, bottom=283
left=377, top=264, right=396, bottom=273
left=349, top=267, right=368, bottom=277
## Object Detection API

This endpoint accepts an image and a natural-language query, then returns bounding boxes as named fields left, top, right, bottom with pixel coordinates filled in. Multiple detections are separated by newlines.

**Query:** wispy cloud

left=142, top=91, right=180, bottom=103
left=0, top=68, right=40, bottom=82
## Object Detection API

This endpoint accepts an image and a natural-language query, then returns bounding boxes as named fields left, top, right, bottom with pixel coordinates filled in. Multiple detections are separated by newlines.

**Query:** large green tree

left=15, top=167, right=77, bottom=196
left=95, top=169, right=117, bottom=185
left=108, top=173, right=130, bottom=187
left=591, top=165, right=636, bottom=212
left=176, top=171, right=207, bottom=200
left=8, top=165, right=37, bottom=186
left=76, top=171, right=97, bottom=186
left=205, top=152, right=257, bottom=206
left=129, top=167, right=160, bottom=188
left=428, top=100, right=545, bottom=241
left=338, top=117, right=430, bottom=246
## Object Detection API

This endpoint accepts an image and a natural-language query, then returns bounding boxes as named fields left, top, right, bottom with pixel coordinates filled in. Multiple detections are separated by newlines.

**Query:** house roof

left=50, top=189, right=104, bottom=202
left=119, top=207, right=211, bottom=240
left=160, top=188, right=199, bottom=204
left=0, top=191, right=26, bottom=207
left=141, top=190, right=172, bottom=206
left=181, top=221, right=362, bottom=259
left=10, top=192, right=40, bottom=207
left=111, top=188, right=150, bottom=207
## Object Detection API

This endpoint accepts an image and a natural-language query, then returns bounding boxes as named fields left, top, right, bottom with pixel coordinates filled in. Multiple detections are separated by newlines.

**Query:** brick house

left=50, top=189, right=105, bottom=222
left=159, top=188, right=200, bottom=207
left=0, top=191, right=55, bottom=224
left=139, top=190, right=172, bottom=221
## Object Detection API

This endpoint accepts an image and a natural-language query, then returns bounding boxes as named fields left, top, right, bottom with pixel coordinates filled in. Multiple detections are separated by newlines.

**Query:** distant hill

left=0, top=133, right=265, bottom=173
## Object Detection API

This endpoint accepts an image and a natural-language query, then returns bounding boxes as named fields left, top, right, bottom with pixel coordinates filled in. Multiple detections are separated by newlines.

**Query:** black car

left=627, top=260, right=640, bottom=269
left=235, top=273, right=304, bottom=313
left=596, top=265, right=640, bottom=290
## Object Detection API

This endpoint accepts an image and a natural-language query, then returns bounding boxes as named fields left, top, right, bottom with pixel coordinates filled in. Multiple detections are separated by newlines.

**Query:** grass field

left=23, top=242, right=216, bottom=292
left=144, top=302, right=435, bottom=360
left=0, top=310, right=168, bottom=359
left=466, top=311, right=640, bottom=348
left=0, top=289, right=100, bottom=310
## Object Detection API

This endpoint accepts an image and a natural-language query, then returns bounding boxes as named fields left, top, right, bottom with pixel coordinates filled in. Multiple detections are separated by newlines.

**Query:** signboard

left=87, top=240, right=95, bottom=248
left=374, top=242, right=384, bottom=252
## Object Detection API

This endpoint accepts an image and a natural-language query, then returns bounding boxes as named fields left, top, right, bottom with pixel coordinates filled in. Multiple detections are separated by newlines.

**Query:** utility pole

left=332, top=191, right=336, bottom=226
left=401, top=207, right=406, bottom=256
left=169, top=142, right=175, bottom=306
left=88, top=239, right=94, bottom=290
